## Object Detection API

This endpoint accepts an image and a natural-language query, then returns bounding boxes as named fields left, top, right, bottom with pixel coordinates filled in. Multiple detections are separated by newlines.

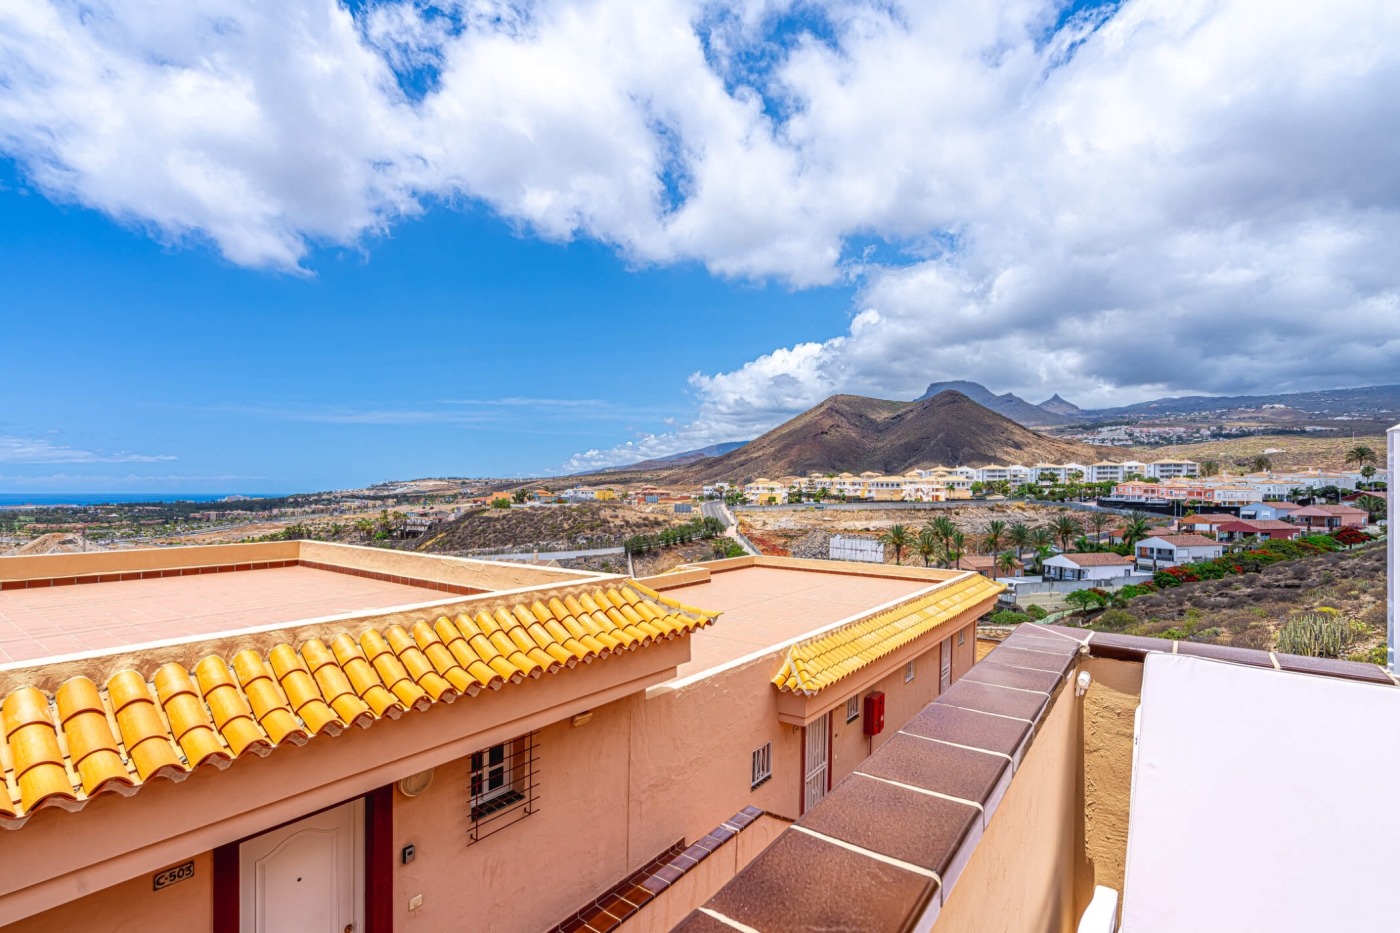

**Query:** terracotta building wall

left=0, top=851, right=213, bottom=933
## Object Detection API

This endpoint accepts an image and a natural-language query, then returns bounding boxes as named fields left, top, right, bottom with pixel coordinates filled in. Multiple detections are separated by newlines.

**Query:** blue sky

left=0, top=157, right=853, bottom=491
left=1, top=0, right=1394, bottom=493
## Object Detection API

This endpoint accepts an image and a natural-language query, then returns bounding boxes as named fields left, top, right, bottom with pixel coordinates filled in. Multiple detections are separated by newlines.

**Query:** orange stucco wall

left=0, top=851, right=213, bottom=933
left=934, top=680, right=1080, bottom=933
left=1078, top=657, right=1141, bottom=924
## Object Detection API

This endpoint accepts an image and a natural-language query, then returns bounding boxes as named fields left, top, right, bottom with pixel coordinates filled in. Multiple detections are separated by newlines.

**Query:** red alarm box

left=863, top=691, right=885, bottom=736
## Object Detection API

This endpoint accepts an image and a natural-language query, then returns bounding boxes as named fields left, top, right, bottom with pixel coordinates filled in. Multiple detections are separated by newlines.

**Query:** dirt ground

left=1126, top=434, right=1385, bottom=473
left=739, top=503, right=1113, bottom=563
left=1070, top=542, right=1386, bottom=661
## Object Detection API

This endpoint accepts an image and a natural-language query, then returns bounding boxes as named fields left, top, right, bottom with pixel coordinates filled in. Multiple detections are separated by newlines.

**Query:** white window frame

left=957, top=629, right=965, bottom=646
left=905, top=659, right=916, bottom=683
left=845, top=694, right=860, bottom=723
left=470, top=740, right=514, bottom=807
left=751, top=742, right=772, bottom=789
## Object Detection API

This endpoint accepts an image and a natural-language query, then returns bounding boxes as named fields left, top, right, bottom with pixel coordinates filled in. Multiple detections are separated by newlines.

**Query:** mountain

left=602, top=441, right=749, bottom=472
left=1037, top=394, right=1084, bottom=418
left=655, top=391, right=1115, bottom=484
left=917, top=381, right=1076, bottom=426
left=1087, top=384, right=1400, bottom=420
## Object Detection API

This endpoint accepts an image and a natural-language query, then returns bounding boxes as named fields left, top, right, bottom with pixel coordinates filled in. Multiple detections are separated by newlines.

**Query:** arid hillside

left=655, top=391, right=1118, bottom=484
left=408, top=504, right=686, bottom=554
left=1127, top=434, right=1387, bottom=473
left=1074, top=543, right=1386, bottom=661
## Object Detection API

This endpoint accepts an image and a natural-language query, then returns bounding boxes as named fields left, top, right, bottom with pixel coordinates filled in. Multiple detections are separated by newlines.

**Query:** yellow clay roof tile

left=0, top=582, right=712, bottom=828
left=771, top=574, right=1003, bottom=696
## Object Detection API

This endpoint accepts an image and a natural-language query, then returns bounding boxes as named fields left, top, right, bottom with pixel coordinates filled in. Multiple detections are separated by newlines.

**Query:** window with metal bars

left=846, top=694, right=860, bottom=723
left=468, top=731, right=539, bottom=844
left=751, top=742, right=772, bottom=790
left=905, top=659, right=916, bottom=683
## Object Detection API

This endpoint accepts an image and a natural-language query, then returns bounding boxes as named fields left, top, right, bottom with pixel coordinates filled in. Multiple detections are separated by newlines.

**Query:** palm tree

left=982, top=520, right=1007, bottom=555
left=915, top=528, right=941, bottom=567
left=1120, top=511, right=1153, bottom=548
left=995, top=550, right=1020, bottom=579
left=1344, top=445, right=1377, bottom=471
left=354, top=517, right=375, bottom=541
left=1355, top=494, right=1387, bottom=522
left=1248, top=454, right=1273, bottom=473
left=1199, top=458, right=1221, bottom=477
left=1227, top=534, right=1263, bottom=555
left=925, top=515, right=957, bottom=564
left=1088, top=510, right=1111, bottom=544
left=1052, top=514, right=1083, bottom=552
left=879, top=524, right=912, bottom=565
left=1007, top=522, right=1032, bottom=559
left=1029, top=527, right=1053, bottom=566
left=941, top=530, right=968, bottom=568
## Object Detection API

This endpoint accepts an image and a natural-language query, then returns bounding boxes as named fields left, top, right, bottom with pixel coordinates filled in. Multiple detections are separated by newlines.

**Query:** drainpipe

left=1388, top=422, right=1397, bottom=673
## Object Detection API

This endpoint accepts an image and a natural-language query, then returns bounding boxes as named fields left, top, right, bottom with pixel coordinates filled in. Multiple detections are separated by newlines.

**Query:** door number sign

left=153, top=860, right=195, bottom=891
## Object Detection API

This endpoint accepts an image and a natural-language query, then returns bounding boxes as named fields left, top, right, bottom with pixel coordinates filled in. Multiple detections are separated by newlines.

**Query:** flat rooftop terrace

left=0, top=565, right=448, bottom=664
left=660, top=564, right=938, bottom=680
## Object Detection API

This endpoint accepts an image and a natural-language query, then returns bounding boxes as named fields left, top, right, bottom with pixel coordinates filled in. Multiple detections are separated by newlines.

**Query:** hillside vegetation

left=1073, top=542, right=1386, bottom=661
left=409, top=504, right=686, bottom=554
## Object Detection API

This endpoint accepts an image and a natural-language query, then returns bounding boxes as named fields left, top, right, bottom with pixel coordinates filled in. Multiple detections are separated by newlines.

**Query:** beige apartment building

left=0, top=541, right=997, bottom=932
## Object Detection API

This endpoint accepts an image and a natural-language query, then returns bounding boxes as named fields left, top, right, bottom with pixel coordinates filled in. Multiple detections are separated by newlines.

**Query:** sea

left=0, top=493, right=287, bottom=508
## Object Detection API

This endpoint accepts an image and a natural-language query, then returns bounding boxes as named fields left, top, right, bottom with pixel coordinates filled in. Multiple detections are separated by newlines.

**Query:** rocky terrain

left=408, top=503, right=688, bottom=555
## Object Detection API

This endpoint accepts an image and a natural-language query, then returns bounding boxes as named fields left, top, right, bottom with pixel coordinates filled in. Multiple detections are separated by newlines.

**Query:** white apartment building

left=1239, top=470, right=1360, bottom=497
left=701, top=482, right=731, bottom=498
left=1148, top=459, right=1200, bottom=479
left=1033, top=462, right=1092, bottom=484
left=562, top=486, right=598, bottom=501
left=900, top=480, right=948, bottom=502
left=742, top=478, right=787, bottom=504
left=973, top=464, right=1034, bottom=485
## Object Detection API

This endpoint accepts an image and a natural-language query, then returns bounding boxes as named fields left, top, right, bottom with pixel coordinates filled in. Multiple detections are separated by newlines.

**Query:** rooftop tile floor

left=0, top=566, right=441, bottom=664
left=662, top=567, right=931, bottom=678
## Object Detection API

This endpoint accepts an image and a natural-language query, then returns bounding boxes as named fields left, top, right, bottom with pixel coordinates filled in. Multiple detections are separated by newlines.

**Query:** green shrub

left=491, top=498, right=511, bottom=509
left=988, top=609, right=1027, bottom=626
left=1025, top=604, right=1048, bottom=620
left=1347, top=644, right=1388, bottom=664
left=1275, top=612, right=1353, bottom=658
left=1093, top=609, right=1137, bottom=632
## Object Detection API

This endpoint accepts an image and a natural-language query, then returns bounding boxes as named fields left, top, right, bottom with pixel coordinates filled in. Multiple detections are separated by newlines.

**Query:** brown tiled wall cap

left=0, top=583, right=714, bottom=828
left=549, top=807, right=778, bottom=933
left=680, top=626, right=1081, bottom=933
left=1055, top=625, right=1400, bottom=687
left=773, top=574, right=1002, bottom=695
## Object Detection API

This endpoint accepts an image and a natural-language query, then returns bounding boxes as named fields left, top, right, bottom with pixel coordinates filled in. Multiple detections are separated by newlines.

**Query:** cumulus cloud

left=0, top=436, right=177, bottom=463
left=3, top=0, right=1398, bottom=470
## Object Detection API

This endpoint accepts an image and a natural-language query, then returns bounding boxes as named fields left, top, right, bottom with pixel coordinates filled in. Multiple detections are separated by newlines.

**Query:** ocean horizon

left=0, top=493, right=289, bottom=507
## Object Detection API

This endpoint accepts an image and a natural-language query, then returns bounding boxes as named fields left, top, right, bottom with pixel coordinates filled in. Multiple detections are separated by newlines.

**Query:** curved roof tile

left=0, top=582, right=712, bottom=829
left=771, top=575, right=1002, bottom=696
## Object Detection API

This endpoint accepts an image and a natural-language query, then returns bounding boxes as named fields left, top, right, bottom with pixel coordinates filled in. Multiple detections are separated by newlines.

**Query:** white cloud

left=0, top=436, right=177, bottom=463
left=3, top=0, right=1399, bottom=471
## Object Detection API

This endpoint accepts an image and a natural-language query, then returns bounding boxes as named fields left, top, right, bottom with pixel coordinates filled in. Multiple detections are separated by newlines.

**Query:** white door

left=804, top=712, right=830, bottom=812
left=940, top=637, right=953, bottom=693
left=240, top=799, right=364, bottom=933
